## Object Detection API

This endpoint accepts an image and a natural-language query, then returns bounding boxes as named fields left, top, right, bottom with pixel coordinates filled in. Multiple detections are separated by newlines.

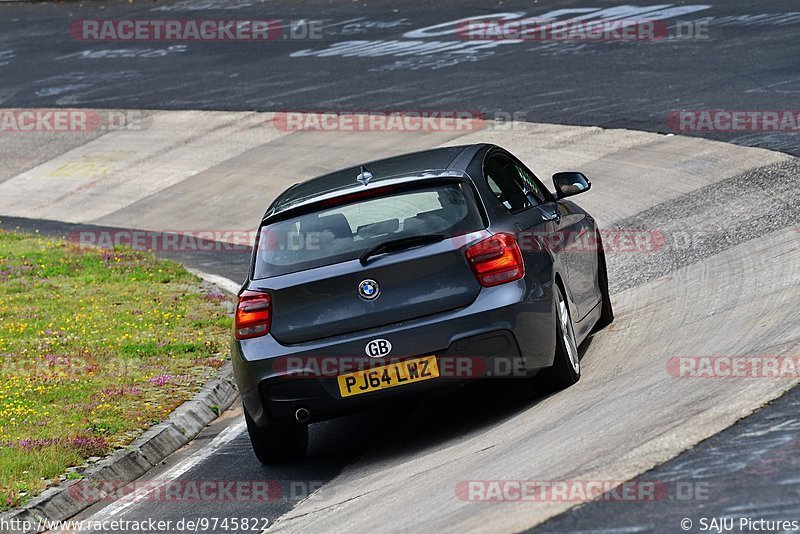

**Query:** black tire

left=592, top=232, right=614, bottom=333
left=244, top=408, right=308, bottom=464
left=540, top=285, right=581, bottom=391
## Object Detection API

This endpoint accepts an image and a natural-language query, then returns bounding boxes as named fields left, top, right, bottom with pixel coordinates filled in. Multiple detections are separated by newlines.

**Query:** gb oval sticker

left=365, top=339, right=392, bottom=358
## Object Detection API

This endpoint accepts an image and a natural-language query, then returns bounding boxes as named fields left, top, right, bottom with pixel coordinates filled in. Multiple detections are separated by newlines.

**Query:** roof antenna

left=356, top=165, right=373, bottom=186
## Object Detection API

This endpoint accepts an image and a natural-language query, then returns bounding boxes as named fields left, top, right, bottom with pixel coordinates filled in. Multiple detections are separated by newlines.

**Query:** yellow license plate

left=337, top=355, right=439, bottom=398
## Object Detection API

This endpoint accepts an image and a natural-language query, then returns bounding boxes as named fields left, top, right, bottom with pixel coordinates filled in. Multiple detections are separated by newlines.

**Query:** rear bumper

left=233, top=281, right=555, bottom=426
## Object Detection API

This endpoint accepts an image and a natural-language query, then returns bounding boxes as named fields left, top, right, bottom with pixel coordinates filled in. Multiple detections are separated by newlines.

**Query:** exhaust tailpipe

left=295, top=407, right=311, bottom=423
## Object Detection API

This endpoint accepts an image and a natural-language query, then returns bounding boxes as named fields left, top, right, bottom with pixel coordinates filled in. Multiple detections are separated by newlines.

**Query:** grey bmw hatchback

left=232, top=143, right=613, bottom=463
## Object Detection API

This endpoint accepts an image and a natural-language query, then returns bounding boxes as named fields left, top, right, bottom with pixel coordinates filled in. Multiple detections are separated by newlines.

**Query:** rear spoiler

left=261, top=170, right=473, bottom=224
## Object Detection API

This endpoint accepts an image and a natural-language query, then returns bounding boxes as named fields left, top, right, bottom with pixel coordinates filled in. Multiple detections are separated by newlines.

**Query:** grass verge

left=0, top=229, right=232, bottom=510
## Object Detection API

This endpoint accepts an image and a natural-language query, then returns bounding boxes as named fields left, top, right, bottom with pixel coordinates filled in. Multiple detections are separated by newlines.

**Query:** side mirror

left=553, top=172, right=591, bottom=199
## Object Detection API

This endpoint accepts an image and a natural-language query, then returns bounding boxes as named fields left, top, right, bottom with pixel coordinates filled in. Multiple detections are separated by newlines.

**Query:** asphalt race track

left=2, top=0, right=800, bottom=155
left=0, top=1, right=798, bottom=533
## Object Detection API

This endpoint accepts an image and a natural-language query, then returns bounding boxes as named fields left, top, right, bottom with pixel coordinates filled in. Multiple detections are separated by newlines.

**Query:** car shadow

left=301, top=336, right=596, bottom=467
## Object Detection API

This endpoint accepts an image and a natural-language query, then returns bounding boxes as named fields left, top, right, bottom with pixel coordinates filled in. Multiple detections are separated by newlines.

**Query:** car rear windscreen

left=253, top=182, right=485, bottom=278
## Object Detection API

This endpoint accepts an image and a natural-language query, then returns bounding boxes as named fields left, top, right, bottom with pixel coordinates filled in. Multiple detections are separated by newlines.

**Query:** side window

left=484, top=154, right=531, bottom=212
left=514, top=164, right=547, bottom=204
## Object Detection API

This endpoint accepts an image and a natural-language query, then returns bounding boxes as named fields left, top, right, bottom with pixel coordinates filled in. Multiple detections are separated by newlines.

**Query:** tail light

left=235, top=290, right=271, bottom=340
left=465, top=233, right=525, bottom=287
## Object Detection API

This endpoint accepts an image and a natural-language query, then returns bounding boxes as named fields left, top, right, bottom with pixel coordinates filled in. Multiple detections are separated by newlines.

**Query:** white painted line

left=83, top=420, right=247, bottom=525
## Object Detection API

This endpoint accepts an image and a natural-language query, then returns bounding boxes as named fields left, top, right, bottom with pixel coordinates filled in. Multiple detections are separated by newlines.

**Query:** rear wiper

left=359, top=233, right=445, bottom=265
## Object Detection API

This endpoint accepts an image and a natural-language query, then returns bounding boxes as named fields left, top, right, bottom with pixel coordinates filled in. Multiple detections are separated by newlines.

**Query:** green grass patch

left=0, top=230, right=232, bottom=510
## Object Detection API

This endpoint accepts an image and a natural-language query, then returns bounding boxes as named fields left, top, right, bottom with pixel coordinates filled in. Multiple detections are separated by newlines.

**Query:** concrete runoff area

left=0, top=110, right=789, bottom=233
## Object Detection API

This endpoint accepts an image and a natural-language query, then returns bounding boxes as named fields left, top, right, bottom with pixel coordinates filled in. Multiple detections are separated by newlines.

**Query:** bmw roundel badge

left=358, top=279, right=380, bottom=301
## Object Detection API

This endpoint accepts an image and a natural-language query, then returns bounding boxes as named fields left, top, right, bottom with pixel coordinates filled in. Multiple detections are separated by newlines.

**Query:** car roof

left=266, top=145, right=481, bottom=218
